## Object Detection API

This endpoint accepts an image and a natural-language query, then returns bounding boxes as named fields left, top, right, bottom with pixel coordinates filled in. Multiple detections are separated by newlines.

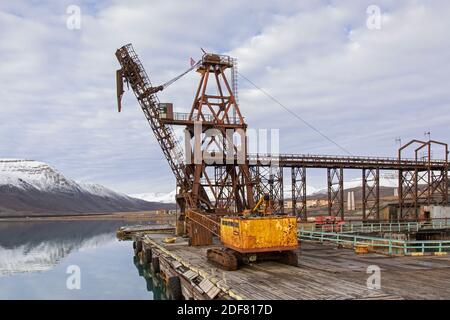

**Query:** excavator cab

left=243, top=193, right=273, bottom=217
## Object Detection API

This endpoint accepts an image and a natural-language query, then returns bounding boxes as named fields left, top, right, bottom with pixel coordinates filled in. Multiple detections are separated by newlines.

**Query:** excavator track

left=279, top=251, right=299, bottom=267
left=206, top=248, right=240, bottom=271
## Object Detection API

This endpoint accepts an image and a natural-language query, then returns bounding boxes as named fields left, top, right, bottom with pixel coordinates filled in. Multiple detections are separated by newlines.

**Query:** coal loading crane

left=115, top=44, right=298, bottom=270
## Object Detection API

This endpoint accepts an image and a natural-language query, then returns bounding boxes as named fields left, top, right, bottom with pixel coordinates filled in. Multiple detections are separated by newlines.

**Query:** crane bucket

left=116, top=69, right=124, bottom=112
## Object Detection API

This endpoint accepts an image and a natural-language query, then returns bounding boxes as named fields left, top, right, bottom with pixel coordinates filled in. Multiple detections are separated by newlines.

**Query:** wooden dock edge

left=142, top=235, right=247, bottom=300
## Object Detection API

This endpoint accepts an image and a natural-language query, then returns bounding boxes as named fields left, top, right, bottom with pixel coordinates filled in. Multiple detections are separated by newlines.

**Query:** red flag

left=190, top=57, right=196, bottom=67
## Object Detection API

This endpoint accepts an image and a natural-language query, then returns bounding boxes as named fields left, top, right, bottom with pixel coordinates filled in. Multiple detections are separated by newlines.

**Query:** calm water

left=0, top=220, right=166, bottom=299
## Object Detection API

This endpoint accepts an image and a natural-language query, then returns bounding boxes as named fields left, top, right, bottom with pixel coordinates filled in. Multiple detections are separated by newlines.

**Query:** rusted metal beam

left=362, top=168, right=380, bottom=221
left=398, top=169, right=418, bottom=220
left=291, top=167, right=307, bottom=221
left=327, top=167, right=344, bottom=220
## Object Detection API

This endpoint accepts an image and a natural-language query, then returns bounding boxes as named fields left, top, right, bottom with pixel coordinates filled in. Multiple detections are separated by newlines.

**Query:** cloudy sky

left=1, top=1, right=449, bottom=195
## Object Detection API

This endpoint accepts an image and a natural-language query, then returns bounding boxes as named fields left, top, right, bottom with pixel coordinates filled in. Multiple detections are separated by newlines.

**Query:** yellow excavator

left=206, top=194, right=299, bottom=270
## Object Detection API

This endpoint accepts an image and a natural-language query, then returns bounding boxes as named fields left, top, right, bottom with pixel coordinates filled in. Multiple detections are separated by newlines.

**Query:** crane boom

left=115, top=44, right=217, bottom=214
left=115, top=44, right=189, bottom=192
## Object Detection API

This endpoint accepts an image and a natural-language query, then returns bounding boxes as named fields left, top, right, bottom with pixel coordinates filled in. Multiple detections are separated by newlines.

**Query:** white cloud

left=0, top=1, right=449, bottom=193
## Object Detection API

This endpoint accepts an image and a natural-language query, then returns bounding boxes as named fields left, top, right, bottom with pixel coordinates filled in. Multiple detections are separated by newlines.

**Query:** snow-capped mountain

left=312, top=174, right=399, bottom=195
left=305, top=186, right=320, bottom=196
left=131, top=189, right=177, bottom=203
left=0, top=159, right=173, bottom=216
left=0, top=159, right=77, bottom=192
left=130, top=175, right=398, bottom=203
left=132, top=186, right=321, bottom=204
left=344, top=175, right=398, bottom=189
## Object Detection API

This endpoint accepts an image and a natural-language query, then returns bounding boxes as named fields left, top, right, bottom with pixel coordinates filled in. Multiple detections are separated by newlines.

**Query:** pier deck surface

left=142, top=234, right=450, bottom=300
left=144, top=234, right=450, bottom=299
left=299, top=242, right=450, bottom=299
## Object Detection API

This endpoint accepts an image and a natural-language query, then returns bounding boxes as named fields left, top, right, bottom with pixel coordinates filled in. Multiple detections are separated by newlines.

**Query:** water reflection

left=133, top=256, right=167, bottom=300
left=0, top=220, right=162, bottom=299
left=0, top=220, right=144, bottom=275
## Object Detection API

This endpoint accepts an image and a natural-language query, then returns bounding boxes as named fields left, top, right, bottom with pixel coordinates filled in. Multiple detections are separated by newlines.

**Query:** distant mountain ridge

left=311, top=175, right=398, bottom=196
left=130, top=190, right=177, bottom=203
left=132, top=175, right=399, bottom=204
left=0, top=159, right=173, bottom=216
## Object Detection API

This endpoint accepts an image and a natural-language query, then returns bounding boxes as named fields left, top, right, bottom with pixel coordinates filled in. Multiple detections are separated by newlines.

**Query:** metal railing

left=186, top=210, right=221, bottom=237
left=298, top=220, right=450, bottom=255
left=306, top=220, right=450, bottom=234
left=159, top=112, right=243, bottom=125
left=202, top=53, right=234, bottom=66
left=298, top=229, right=450, bottom=255
left=247, top=153, right=448, bottom=168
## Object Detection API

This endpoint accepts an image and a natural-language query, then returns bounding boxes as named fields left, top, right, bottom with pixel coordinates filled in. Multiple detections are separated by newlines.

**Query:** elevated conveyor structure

left=115, top=43, right=449, bottom=236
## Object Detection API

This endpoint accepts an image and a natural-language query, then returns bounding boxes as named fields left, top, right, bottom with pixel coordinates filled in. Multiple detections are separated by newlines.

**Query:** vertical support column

left=327, top=167, right=344, bottom=220
left=416, top=169, right=430, bottom=208
left=214, top=166, right=227, bottom=210
left=340, top=169, right=344, bottom=220
left=250, top=166, right=260, bottom=203
left=362, top=169, right=366, bottom=220
left=444, top=144, right=449, bottom=206
left=327, top=169, right=332, bottom=217
left=175, top=184, right=186, bottom=236
left=280, top=168, right=284, bottom=214
left=192, top=164, right=204, bottom=207
left=429, top=169, right=449, bottom=206
left=399, top=169, right=417, bottom=220
left=398, top=169, right=402, bottom=221
left=291, top=167, right=307, bottom=220
left=376, top=170, right=380, bottom=220
left=251, top=166, right=283, bottom=213
left=269, top=166, right=284, bottom=214
left=239, top=164, right=255, bottom=209
left=443, top=168, right=449, bottom=205
left=414, top=168, right=419, bottom=220
left=362, top=168, right=380, bottom=221
left=231, top=165, right=243, bottom=213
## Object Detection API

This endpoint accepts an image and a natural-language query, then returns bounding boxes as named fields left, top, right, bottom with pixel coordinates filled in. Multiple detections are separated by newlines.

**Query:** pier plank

left=142, top=234, right=449, bottom=300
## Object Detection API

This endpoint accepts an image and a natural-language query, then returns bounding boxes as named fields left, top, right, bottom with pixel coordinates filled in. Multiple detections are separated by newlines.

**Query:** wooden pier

left=116, top=224, right=175, bottom=240
left=131, top=230, right=450, bottom=300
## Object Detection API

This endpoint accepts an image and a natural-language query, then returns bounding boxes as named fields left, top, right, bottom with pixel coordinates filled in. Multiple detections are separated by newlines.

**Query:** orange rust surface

left=220, top=216, right=298, bottom=253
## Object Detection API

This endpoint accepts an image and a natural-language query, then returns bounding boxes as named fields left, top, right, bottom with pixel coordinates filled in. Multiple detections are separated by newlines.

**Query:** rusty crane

left=115, top=44, right=299, bottom=270
left=115, top=43, right=449, bottom=268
